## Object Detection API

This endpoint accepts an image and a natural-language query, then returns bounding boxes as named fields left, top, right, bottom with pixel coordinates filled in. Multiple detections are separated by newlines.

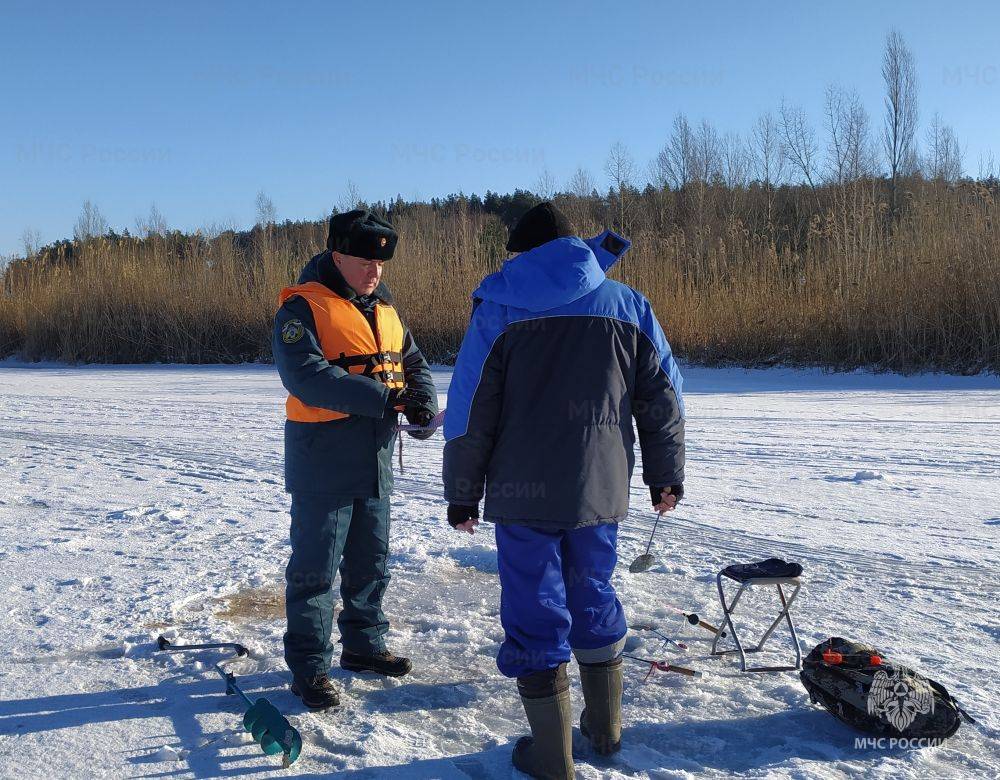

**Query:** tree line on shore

left=2, top=30, right=997, bottom=372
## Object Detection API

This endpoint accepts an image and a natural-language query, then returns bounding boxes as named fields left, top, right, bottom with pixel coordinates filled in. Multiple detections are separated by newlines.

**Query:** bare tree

left=825, top=85, right=875, bottom=184
left=825, top=85, right=850, bottom=184
left=199, top=218, right=241, bottom=240
left=721, top=132, right=751, bottom=190
left=882, top=29, right=919, bottom=208
left=694, top=119, right=723, bottom=183
left=563, top=166, right=596, bottom=229
left=846, top=95, right=876, bottom=181
left=923, top=113, right=963, bottom=183
left=654, top=113, right=697, bottom=189
left=338, top=180, right=363, bottom=213
left=604, top=141, right=635, bottom=232
left=136, top=203, right=168, bottom=237
left=21, top=227, right=42, bottom=259
left=255, top=191, right=277, bottom=226
left=567, top=166, right=595, bottom=198
left=978, top=150, right=997, bottom=180
left=750, top=112, right=786, bottom=225
left=73, top=200, right=109, bottom=241
left=779, top=101, right=819, bottom=189
left=694, top=119, right=722, bottom=184
left=751, top=111, right=786, bottom=186
left=534, top=167, right=557, bottom=200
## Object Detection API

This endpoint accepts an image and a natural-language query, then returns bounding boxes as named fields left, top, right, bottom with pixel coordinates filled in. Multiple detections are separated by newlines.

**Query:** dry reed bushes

left=2, top=235, right=281, bottom=363
left=604, top=181, right=999, bottom=372
left=1, top=181, right=998, bottom=372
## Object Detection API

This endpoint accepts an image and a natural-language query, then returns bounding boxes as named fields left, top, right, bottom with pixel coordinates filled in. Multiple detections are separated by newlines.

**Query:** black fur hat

left=327, top=210, right=397, bottom=260
left=506, top=201, right=574, bottom=252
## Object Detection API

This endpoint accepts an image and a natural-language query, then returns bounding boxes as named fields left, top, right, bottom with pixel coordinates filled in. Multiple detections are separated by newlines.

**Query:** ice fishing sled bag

left=800, top=637, right=971, bottom=739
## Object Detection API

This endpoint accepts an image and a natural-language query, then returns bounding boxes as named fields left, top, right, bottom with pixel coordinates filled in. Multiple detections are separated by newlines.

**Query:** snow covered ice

left=1, top=363, right=998, bottom=778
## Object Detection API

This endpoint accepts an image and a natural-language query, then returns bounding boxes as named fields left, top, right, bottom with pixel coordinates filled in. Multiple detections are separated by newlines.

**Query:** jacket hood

left=297, top=250, right=393, bottom=304
left=473, top=232, right=630, bottom=312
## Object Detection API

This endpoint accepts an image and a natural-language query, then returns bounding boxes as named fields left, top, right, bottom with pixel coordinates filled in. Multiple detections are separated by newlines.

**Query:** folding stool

left=710, top=558, right=803, bottom=672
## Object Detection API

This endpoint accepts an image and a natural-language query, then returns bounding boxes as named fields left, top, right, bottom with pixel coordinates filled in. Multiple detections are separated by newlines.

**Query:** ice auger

left=156, top=635, right=303, bottom=767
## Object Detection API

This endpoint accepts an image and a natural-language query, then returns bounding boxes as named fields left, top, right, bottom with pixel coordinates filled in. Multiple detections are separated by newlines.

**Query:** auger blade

left=243, top=698, right=302, bottom=764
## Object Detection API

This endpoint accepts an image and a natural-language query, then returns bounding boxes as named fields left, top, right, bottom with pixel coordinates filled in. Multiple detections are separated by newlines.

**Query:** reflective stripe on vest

left=277, top=281, right=405, bottom=422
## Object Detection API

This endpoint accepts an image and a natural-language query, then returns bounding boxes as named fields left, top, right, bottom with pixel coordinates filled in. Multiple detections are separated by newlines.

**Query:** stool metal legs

left=711, top=575, right=802, bottom=672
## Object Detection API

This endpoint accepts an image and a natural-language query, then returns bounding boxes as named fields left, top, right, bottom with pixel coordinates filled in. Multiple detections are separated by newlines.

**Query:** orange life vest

left=277, top=281, right=405, bottom=422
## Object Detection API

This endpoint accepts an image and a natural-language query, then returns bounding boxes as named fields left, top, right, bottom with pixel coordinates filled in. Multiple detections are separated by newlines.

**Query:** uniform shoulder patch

left=281, top=319, right=305, bottom=344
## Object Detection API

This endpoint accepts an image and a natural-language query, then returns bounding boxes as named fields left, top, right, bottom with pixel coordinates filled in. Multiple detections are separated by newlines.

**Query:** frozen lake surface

left=1, top=363, right=998, bottom=778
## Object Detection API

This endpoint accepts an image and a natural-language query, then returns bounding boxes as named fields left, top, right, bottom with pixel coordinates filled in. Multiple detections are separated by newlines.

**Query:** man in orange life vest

left=273, top=210, right=438, bottom=709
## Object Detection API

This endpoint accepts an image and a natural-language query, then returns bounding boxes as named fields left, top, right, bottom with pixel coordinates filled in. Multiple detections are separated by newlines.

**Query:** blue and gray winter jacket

left=442, top=232, right=685, bottom=530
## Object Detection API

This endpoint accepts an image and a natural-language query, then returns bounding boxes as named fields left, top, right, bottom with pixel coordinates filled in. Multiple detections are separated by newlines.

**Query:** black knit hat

left=327, top=210, right=397, bottom=260
left=506, top=201, right=574, bottom=252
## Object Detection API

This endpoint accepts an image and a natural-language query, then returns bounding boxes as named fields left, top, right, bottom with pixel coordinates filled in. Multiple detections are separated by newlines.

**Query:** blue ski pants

left=495, top=523, right=628, bottom=678
left=283, top=493, right=391, bottom=678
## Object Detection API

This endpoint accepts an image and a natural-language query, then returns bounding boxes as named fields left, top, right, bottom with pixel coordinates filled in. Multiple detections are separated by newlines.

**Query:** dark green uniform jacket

left=273, top=251, right=438, bottom=497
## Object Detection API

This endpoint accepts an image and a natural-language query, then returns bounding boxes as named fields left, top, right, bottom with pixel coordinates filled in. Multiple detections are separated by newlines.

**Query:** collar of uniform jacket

left=296, top=249, right=395, bottom=305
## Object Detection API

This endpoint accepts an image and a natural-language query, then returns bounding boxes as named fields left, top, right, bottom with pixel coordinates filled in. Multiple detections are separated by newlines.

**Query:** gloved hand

left=386, top=385, right=435, bottom=415
left=404, top=407, right=436, bottom=440
left=447, top=503, right=480, bottom=534
left=386, top=385, right=437, bottom=438
left=650, top=484, right=683, bottom=512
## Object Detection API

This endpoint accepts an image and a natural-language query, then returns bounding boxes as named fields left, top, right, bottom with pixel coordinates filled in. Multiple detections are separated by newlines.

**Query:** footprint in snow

left=106, top=506, right=189, bottom=522
left=56, top=577, right=93, bottom=587
left=447, top=545, right=499, bottom=574
left=149, top=745, right=187, bottom=763
left=824, top=470, right=885, bottom=483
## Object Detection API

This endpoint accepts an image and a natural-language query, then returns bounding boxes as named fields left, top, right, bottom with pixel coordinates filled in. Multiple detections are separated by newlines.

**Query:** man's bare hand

left=651, top=485, right=683, bottom=513
left=447, top=504, right=480, bottom=533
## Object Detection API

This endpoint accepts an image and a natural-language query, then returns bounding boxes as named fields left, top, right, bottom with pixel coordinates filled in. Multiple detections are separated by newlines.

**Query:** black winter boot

left=340, top=649, right=413, bottom=678
left=290, top=673, right=340, bottom=709
left=512, top=664, right=574, bottom=780
left=579, top=657, right=623, bottom=755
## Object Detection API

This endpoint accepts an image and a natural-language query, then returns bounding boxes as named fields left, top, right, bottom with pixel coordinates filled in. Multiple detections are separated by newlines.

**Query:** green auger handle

left=243, top=697, right=303, bottom=766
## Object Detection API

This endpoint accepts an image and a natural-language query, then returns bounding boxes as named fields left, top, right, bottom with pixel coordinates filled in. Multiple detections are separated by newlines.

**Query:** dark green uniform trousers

left=283, top=493, right=391, bottom=678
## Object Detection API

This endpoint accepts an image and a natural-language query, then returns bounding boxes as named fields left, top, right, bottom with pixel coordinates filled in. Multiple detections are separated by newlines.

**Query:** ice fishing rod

left=622, top=653, right=702, bottom=679
left=156, top=636, right=302, bottom=767
left=631, top=622, right=689, bottom=650
left=662, top=604, right=726, bottom=638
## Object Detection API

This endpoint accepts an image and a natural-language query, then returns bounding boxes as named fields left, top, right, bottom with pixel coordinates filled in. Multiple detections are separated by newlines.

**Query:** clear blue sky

left=2, top=0, right=998, bottom=257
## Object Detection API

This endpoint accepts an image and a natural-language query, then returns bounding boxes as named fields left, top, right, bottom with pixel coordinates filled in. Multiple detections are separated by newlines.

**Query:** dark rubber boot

left=579, top=657, right=623, bottom=755
left=290, top=673, right=340, bottom=709
left=512, top=690, right=574, bottom=780
left=340, top=649, right=413, bottom=678
left=512, top=664, right=574, bottom=779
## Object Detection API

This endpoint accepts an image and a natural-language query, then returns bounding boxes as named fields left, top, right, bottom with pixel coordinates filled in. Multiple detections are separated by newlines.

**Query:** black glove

left=404, top=407, right=436, bottom=440
left=407, top=407, right=434, bottom=426
left=447, top=503, right=479, bottom=527
left=650, top=484, right=684, bottom=507
left=386, top=386, right=437, bottom=438
left=387, top=385, right=434, bottom=414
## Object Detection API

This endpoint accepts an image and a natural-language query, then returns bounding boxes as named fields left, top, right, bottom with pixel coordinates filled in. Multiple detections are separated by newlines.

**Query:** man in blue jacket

left=274, top=210, right=438, bottom=709
left=443, top=203, right=685, bottom=778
